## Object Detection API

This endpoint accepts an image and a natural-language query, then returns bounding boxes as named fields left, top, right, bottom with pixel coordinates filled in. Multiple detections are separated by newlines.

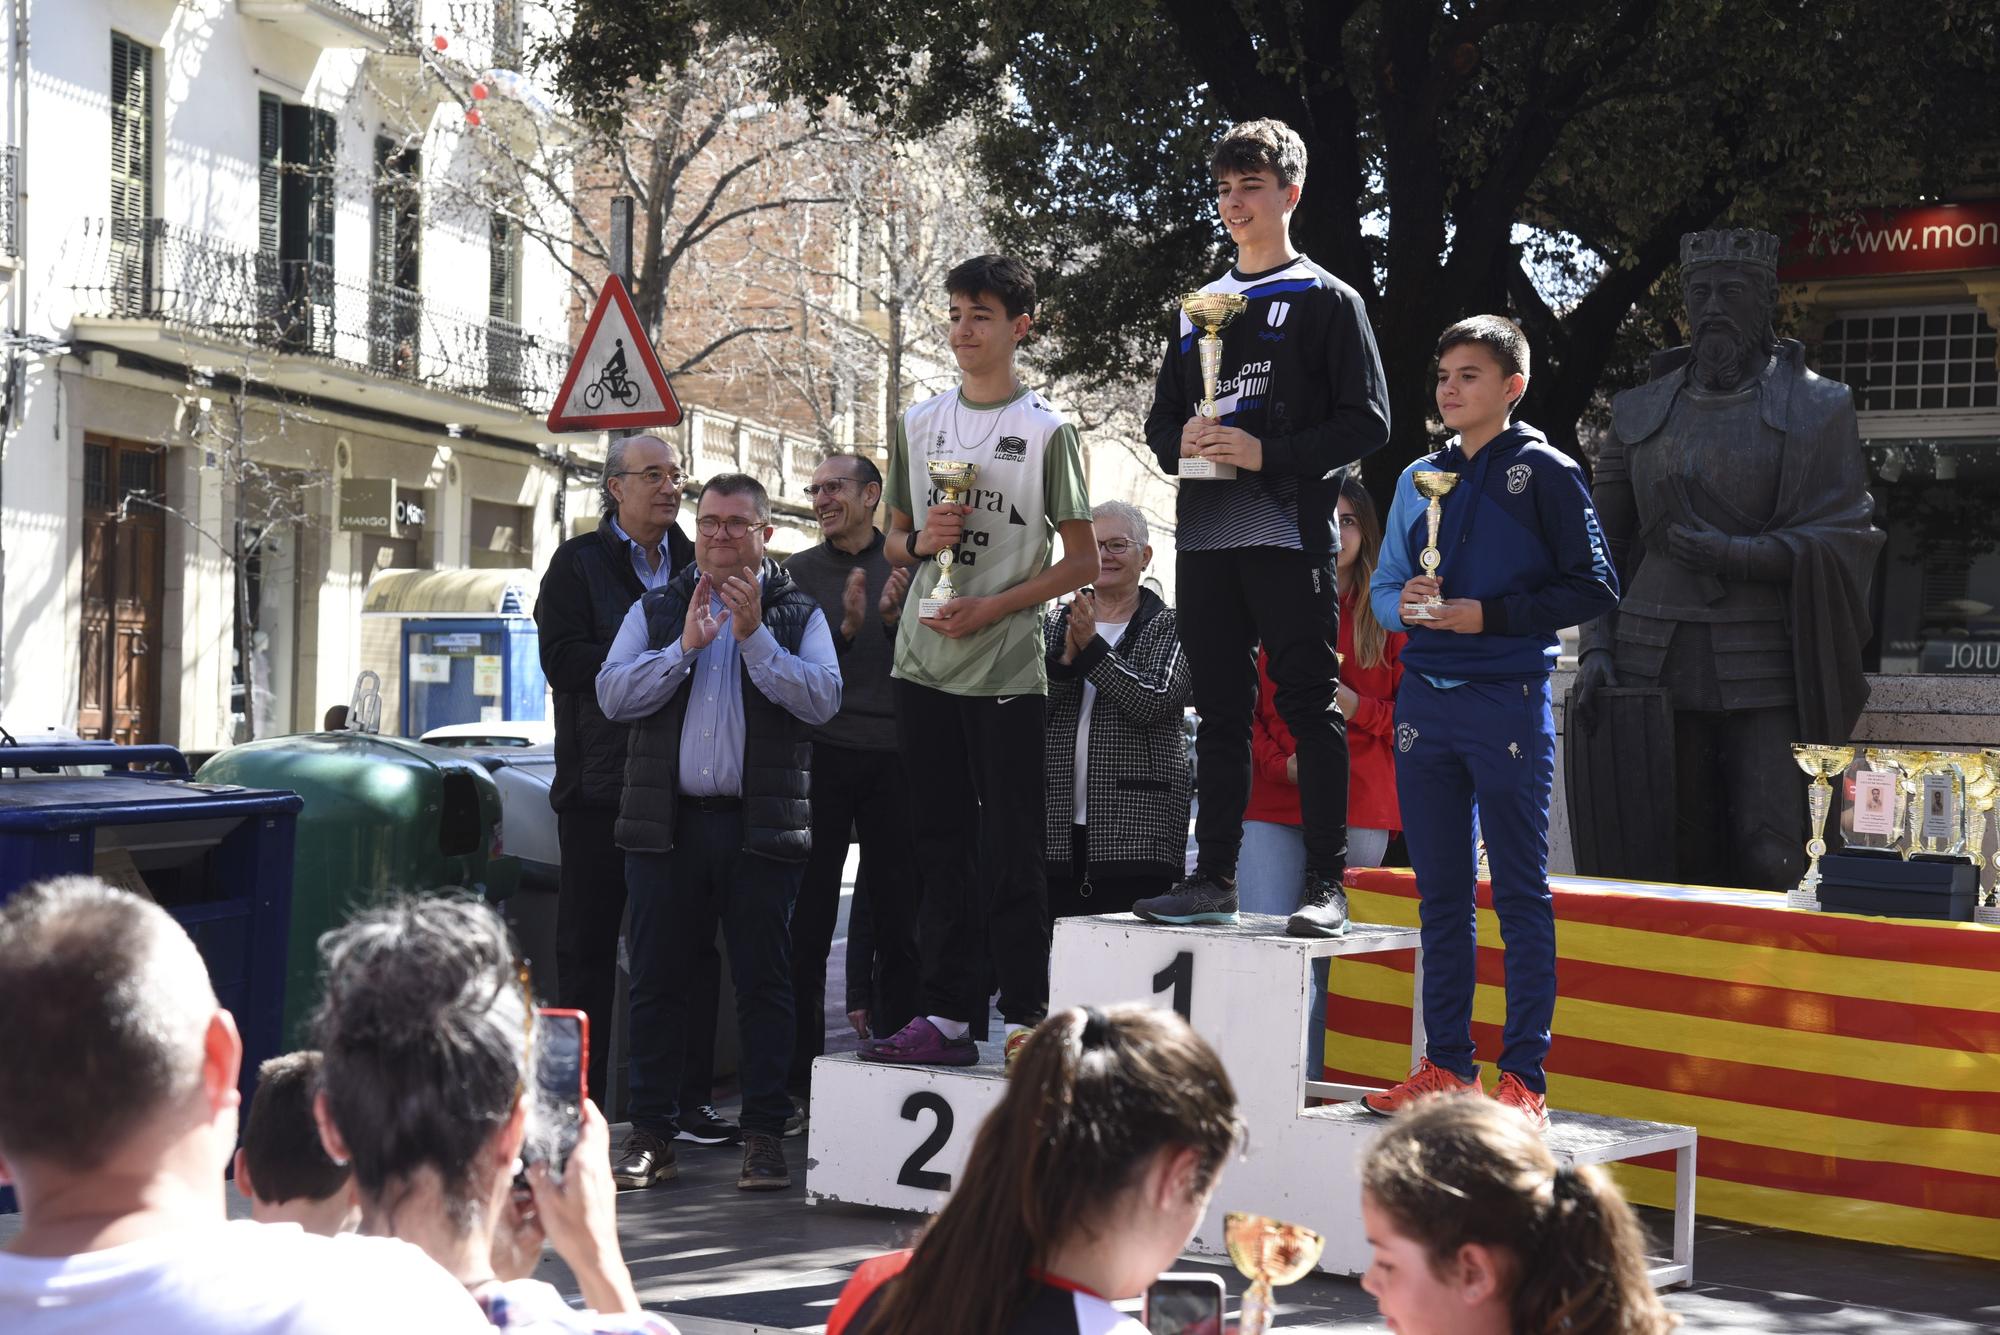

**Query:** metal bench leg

left=1408, top=947, right=1426, bottom=1069
left=1672, top=1138, right=1697, bottom=1288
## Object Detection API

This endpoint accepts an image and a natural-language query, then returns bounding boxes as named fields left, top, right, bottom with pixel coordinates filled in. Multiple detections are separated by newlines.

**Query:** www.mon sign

left=1782, top=202, right=2000, bottom=281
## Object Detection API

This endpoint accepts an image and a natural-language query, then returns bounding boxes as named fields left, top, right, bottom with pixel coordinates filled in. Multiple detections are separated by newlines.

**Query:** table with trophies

left=1327, top=746, right=2000, bottom=1264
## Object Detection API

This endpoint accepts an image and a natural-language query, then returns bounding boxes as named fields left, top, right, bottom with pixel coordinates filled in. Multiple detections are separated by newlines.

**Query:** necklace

left=947, top=382, right=1015, bottom=455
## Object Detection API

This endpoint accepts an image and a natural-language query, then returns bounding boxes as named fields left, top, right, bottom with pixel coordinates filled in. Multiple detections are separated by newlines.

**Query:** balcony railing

left=71, top=218, right=562, bottom=413
left=0, top=147, right=18, bottom=258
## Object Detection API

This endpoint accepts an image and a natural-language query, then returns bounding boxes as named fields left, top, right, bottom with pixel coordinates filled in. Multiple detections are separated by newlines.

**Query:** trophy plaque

left=1403, top=470, right=1460, bottom=621
left=1178, top=291, right=1249, bottom=480
left=1790, top=743, right=1854, bottom=910
left=1978, top=749, right=2000, bottom=924
left=1225, top=1212, right=1323, bottom=1335
left=917, top=459, right=978, bottom=622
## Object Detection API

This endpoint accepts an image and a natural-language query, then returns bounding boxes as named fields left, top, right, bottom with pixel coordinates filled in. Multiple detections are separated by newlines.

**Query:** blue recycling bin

left=0, top=744, right=301, bottom=1128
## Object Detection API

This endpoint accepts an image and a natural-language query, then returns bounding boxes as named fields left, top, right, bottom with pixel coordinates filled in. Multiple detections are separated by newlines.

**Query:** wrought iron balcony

left=236, top=1, right=416, bottom=50
left=0, top=147, right=17, bottom=259
left=70, top=218, right=562, bottom=415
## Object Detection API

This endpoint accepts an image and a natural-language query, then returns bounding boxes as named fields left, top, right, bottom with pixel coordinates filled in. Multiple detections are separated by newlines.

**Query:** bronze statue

left=1572, top=228, right=1884, bottom=890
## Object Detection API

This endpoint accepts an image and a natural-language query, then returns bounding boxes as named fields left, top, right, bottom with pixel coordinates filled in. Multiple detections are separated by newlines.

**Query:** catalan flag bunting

left=1324, top=870, right=2000, bottom=1261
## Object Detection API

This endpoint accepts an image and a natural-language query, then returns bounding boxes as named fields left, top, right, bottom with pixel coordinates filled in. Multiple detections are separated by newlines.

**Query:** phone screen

left=1143, top=1274, right=1224, bottom=1335
left=529, top=1008, right=588, bottom=1177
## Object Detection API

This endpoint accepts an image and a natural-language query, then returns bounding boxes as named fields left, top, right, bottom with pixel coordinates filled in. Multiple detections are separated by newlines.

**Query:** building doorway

left=79, top=439, right=165, bottom=743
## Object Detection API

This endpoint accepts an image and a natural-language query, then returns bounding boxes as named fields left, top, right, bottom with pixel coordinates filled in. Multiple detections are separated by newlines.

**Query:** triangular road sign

left=546, top=275, right=683, bottom=432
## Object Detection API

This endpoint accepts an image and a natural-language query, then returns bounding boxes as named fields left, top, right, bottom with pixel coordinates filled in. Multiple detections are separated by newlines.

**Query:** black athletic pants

left=1178, top=547, right=1349, bottom=880
left=895, top=679, right=1049, bottom=1027
left=788, top=742, right=922, bottom=1091
left=555, top=806, right=717, bottom=1111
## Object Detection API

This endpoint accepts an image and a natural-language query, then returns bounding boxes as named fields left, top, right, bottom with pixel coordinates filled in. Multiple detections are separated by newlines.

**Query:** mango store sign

left=338, top=479, right=427, bottom=537
left=1783, top=202, right=2000, bottom=282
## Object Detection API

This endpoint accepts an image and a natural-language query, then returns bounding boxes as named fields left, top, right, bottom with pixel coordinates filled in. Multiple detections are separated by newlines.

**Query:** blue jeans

left=1393, top=674, right=1557, bottom=1092
left=626, top=803, right=803, bottom=1138
left=1238, top=821, right=1389, bottom=1076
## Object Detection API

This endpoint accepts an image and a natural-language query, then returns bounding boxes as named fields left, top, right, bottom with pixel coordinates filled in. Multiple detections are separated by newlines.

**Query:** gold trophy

left=1977, top=750, right=2000, bottom=924
left=1178, top=291, right=1249, bottom=480
left=917, top=459, right=979, bottom=621
left=1403, top=470, right=1460, bottom=621
left=1225, top=1212, right=1324, bottom=1335
left=1790, top=744, right=1854, bottom=910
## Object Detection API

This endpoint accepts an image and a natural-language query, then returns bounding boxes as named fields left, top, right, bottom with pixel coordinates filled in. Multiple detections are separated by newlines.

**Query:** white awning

left=361, top=568, right=537, bottom=618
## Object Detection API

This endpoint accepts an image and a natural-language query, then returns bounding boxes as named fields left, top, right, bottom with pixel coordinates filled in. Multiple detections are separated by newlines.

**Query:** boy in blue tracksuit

left=1366, top=316, right=1619, bottom=1130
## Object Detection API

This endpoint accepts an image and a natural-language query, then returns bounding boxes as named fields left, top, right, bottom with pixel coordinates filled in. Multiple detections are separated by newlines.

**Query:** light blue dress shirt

left=595, top=575, right=842, bottom=797
left=607, top=514, right=677, bottom=591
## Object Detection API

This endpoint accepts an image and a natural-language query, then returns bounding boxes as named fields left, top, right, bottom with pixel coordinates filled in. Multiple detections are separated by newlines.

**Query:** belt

left=678, top=795, right=744, bottom=812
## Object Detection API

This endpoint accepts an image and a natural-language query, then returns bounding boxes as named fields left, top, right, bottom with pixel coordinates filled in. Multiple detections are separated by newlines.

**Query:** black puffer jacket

left=536, top=515, right=693, bottom=812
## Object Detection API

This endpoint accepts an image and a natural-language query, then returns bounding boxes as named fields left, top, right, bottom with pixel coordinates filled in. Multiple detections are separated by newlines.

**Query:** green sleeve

left=884, top=418, right=913, bottom=518
left=1043, top=422, right=1092, bottom=524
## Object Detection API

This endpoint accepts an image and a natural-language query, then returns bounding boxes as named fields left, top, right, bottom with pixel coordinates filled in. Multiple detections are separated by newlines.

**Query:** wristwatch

left=905, top=529, right=921, bottom=560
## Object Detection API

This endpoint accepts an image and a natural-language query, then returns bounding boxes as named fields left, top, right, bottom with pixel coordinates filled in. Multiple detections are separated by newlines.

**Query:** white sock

left=926, top=1015, right=970, bottom=1040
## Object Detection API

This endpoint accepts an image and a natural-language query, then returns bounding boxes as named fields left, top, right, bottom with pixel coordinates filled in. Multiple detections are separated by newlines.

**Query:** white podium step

left=807, top=913, right=1695, bottom=1289
left=805, top=1045, right=1009, bottom=1214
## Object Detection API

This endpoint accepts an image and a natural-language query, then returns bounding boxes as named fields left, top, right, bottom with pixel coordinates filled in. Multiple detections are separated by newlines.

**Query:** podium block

left=806, top=1044, right=1009, bottom=1214
left=808, top=912, right=1696, bottom=1288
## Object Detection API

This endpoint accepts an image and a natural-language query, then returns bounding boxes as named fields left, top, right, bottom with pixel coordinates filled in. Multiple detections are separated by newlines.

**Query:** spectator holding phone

left=1360, top=1098, right=1675, bottom=1335
left=826, top=1004, right=1241, bottom=1335
left=312, top=897, right=676, bottom=1334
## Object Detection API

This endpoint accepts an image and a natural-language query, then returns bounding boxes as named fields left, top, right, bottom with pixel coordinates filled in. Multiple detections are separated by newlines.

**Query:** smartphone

left=528, top=1008, right=588, bottom=1179
left=1143, top=1272, right=1225, bottom=1335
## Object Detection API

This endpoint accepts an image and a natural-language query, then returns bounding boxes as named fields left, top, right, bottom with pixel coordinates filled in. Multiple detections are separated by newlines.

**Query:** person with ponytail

left=827, top=1005, right=1242, bottom=1335
left=1360, top=1098, right=1676, bottom=1335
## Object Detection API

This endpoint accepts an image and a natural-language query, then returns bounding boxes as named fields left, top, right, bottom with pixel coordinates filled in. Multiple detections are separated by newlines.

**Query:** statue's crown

left=1680, top=228, right=1780, bottom=272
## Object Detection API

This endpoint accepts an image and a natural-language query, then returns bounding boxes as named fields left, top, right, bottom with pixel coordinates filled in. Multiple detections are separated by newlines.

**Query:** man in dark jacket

left=538, top=432, right=732, bottom=1141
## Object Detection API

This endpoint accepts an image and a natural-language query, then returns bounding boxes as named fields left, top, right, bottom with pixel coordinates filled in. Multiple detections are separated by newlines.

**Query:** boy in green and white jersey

left=864, top=255, right=1098, bottom=1068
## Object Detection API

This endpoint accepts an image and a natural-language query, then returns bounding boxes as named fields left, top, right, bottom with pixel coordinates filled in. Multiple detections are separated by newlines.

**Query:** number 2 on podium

left=1152, top=950, right=1193, bottom=1021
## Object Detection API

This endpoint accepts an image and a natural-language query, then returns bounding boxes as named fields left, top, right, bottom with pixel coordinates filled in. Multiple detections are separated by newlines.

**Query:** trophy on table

left=1178, top=291, right=1249, bottom=480
left=1225, top=1212, right=1324, bottom=1335
left=1790, top=744, right=1854, bottom=910
left=1862, top=748, right=1933, bottom=860
left=917, top=459, right=979, bottom=622
left=1402, top=471, right=1460, bottom=621
left=1977, top=749, right=2000, bottom=925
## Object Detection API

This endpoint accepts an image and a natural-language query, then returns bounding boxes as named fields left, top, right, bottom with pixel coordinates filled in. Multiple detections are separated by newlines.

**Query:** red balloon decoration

left=471, top=82, right=489, bottom=100
left=432, top=34, right=448, bottom=51
left=465, top=108, right=483, bottom=127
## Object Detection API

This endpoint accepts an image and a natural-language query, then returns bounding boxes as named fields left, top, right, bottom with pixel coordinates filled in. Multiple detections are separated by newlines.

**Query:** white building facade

left=0, top=0, right=583, bottom=749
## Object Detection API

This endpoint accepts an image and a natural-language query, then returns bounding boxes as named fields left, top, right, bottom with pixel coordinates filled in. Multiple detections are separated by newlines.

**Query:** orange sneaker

left=1003, top=1028, right=1033, bottom=1075
left=1493, top=1072, right=1551, bottom=1132
left=1361, top=1057, right=1482, bottom=1115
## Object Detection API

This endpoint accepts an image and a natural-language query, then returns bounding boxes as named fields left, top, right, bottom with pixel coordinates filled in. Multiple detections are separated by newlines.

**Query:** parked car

left=419, top=720, right=556, bottom=749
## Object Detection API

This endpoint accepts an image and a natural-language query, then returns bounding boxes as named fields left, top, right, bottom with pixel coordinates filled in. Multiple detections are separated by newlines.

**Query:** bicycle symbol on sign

left=581, top=338, right=644, bottom=410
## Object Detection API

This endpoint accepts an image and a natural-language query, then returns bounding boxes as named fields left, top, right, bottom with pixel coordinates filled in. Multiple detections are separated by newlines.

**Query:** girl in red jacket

left=1240, top=475, right=1405, bottom=912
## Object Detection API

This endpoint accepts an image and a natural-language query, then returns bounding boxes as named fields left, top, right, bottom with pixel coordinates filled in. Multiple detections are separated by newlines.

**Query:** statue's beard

left=1692, top=321, right=1766, bottom=391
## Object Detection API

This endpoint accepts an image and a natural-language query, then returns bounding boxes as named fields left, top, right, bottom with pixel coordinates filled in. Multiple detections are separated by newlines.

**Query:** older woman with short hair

left=1042, top=501, right=1193, bottom=922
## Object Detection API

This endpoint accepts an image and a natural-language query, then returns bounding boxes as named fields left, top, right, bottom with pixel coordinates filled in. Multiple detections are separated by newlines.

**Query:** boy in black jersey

left=1135, top=118, right=1392, bottom=936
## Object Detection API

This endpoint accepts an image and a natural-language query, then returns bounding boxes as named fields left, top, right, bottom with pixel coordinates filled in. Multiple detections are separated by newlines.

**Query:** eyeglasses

left=803, top=478, right=864, bottom=498
left=697, top=515, right=760, bottom=538
left=1097, top=538, right=1140, bottom=555
left=614, top=468, right=684, bottom=490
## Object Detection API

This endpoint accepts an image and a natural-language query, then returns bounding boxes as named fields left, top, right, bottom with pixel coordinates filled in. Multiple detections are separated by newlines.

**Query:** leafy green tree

left=545, top=1, right=1997, bottom=494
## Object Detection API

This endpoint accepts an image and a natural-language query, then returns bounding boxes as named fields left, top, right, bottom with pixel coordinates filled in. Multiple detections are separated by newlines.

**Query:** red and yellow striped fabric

left=1324, top=869, right=2000, bottom=1260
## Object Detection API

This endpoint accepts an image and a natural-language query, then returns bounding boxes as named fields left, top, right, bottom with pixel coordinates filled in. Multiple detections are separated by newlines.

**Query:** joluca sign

left=1782, top=202, right=2000, bottom=281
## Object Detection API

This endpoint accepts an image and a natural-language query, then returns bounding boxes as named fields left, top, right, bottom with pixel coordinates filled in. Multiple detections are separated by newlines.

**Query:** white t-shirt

left=1071, top=619, right=1131, bottom=824
left=0, top=1219, right=491, bottom=1333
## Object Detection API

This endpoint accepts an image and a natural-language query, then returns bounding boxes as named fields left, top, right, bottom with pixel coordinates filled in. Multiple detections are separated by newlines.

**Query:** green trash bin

left=197, top=732, right=520, bottom=1046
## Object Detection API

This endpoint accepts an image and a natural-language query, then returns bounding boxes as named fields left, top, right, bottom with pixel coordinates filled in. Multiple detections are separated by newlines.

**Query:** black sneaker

left=1132, top=871, right=1240, bottom=926
left=738, top=1131, right=791, bottom=1191
left=782, top=1099, right=808, bottom=1139
left=610, top=1128, right=677, bottom=1190
left=674, top=1104, right=742, bottom=1146
left=1286, top=873, right=1351, bottom=938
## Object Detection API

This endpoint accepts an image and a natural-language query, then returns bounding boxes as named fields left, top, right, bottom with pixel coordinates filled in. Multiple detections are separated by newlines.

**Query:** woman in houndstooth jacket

left=1042, top=501, right=1194, bottom=921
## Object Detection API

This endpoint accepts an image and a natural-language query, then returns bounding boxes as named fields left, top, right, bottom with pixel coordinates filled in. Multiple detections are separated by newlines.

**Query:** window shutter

left=488, top=213, right=519, bottom=323
left=109, top=34, right=154, bottom=312
left=257, top=93, right=281, bottom=256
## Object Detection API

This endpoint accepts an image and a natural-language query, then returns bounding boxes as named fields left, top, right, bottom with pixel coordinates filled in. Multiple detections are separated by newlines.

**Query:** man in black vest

left=539, top=432, right=733, bottom=1140
left=597, top=473, right=841, bottom=1192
